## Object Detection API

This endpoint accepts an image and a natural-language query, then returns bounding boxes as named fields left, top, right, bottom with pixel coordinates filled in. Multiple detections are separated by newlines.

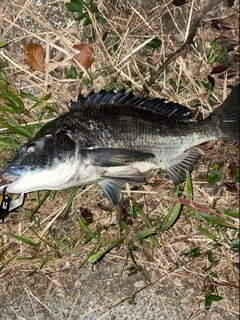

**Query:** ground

left=0, top=0, right=239, bottom=319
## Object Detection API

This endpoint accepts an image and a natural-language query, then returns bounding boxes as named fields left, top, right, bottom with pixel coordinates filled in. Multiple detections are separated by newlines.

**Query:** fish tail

left=210, top=83, right=239, bottom=140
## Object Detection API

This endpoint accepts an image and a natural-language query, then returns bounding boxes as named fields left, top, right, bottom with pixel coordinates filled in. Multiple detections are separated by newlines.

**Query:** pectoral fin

left=165, top=152, right=201, bottom=183
left=85, top=148, right=154, bottom=167
left=99, top=167, right=147, bottom=205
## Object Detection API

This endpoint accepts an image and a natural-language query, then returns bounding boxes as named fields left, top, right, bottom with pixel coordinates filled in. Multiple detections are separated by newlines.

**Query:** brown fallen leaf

left=24, top=42, right=45, bottom=73
left=211, top=64, right=231, bottom=75
left=72, top=42, right=94, bottom=69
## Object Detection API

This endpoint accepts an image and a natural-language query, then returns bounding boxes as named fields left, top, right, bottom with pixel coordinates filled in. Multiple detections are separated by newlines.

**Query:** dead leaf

left=215, top=36, right=239, bottom=50
left=223, top=181, right=237, bottom=193
left=211, top=64, right=230, bottom=74
left=218, top=69, right=238, bottom=79
left=72, top=42, right=94, bottom=69
left=207, top=75, right=215, bottom=88
left=233, top=54, right=240, bottom=62
left=24, top=42, right=45, bottom=73
left=211, top=19, right=234, bottom=31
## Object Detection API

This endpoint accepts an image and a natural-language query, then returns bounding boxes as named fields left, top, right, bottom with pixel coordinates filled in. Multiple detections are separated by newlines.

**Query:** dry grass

left=0, top=0, right=239, bottom=318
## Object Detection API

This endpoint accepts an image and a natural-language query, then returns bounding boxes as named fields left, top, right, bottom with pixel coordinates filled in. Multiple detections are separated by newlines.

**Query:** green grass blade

left=62, top=186, right=79, bottom=219
left=78, top=232, right=101, bottom=268
left=138, top=227, right=157, bottom=240
left=129, top=197, right=152, bottom=228
left=29, top=190, right=51, bottom=219
left=17, top=255, right=34, bottom=260
left=197, top=225, right=217, bottom=241
left=88, top=238, right=124, bottom=263
left=127, top=239, right=150, bottom=282
left=130, top=197, right=159, bottom=248
left=28, top=257, right=50, bottom=276
left=6, top=232, right=37, bottom=246
left=75, top=211, right=96, bottom=239
left=160, top=202, right=182, bottom=231
left=198, top=212, right=237, bottom=228
left=0, top=118, right=33, bottom=139
left=28, top=227, right=54, bottom=248
left=186, top=172, right=193, bottom=200
left=224, top=210, right=239, bottom=219
left=53, top=238, right=80, bottom=256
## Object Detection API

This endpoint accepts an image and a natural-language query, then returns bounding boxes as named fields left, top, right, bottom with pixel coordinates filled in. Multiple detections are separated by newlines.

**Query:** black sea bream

left=2, top=84, right=239, bottom=205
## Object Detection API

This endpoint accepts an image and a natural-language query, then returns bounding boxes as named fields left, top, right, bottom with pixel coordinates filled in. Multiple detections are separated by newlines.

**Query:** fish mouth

left=2, top=166, right=27, bottom=178
left=2, top=173, right=20, bottom=183
left=1, top=166, right=30, bottom=193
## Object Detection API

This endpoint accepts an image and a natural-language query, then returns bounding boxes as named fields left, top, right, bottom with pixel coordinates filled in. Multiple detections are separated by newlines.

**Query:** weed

left=0, top=68, right=51, bottom=146
left=65, top=0, right=106, bottom=40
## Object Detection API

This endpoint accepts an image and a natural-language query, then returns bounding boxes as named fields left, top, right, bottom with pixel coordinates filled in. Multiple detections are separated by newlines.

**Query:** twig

left=148, top=0, right=224, bottom=87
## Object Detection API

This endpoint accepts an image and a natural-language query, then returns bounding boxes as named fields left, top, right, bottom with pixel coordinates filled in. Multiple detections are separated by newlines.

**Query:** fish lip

left=1, top=166, right=33, bottom=194
left=2, top=165, right=30, bottom=177
left=2, top=166, right=31, bottom=184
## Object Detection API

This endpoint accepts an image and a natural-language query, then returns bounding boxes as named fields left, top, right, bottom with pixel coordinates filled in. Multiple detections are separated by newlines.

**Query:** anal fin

left=164, top=152, right=201, bottom=183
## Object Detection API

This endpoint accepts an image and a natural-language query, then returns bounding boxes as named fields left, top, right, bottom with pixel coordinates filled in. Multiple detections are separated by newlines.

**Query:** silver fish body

left=2, top=85, right=239, bottom=205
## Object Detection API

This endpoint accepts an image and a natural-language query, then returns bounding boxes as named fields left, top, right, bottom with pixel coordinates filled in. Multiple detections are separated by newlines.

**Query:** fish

left=2, top=84, right=239, bottom=205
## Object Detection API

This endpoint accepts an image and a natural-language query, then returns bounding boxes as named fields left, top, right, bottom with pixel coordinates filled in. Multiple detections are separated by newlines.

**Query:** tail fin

left=210, top=84, right=239, bottom=140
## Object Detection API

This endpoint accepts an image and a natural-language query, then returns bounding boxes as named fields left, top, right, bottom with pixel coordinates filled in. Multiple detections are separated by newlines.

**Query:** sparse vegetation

left=0, top=0, right=239, bottom=318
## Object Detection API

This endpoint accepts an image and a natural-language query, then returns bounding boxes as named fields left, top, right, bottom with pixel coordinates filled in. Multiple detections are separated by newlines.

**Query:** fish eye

left=27, top=143, right=37, bottom=153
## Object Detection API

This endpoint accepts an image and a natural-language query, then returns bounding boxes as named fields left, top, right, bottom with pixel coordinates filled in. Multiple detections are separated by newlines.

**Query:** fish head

left=2, top=130, right=80, bottom=194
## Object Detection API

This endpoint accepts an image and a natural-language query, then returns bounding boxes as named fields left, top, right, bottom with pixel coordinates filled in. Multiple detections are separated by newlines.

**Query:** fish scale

left=49, top=105, right=208, bottom=155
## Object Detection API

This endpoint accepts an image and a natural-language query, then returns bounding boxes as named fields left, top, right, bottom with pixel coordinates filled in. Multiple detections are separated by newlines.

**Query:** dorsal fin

left=71, top=90, right=193, bottom=120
